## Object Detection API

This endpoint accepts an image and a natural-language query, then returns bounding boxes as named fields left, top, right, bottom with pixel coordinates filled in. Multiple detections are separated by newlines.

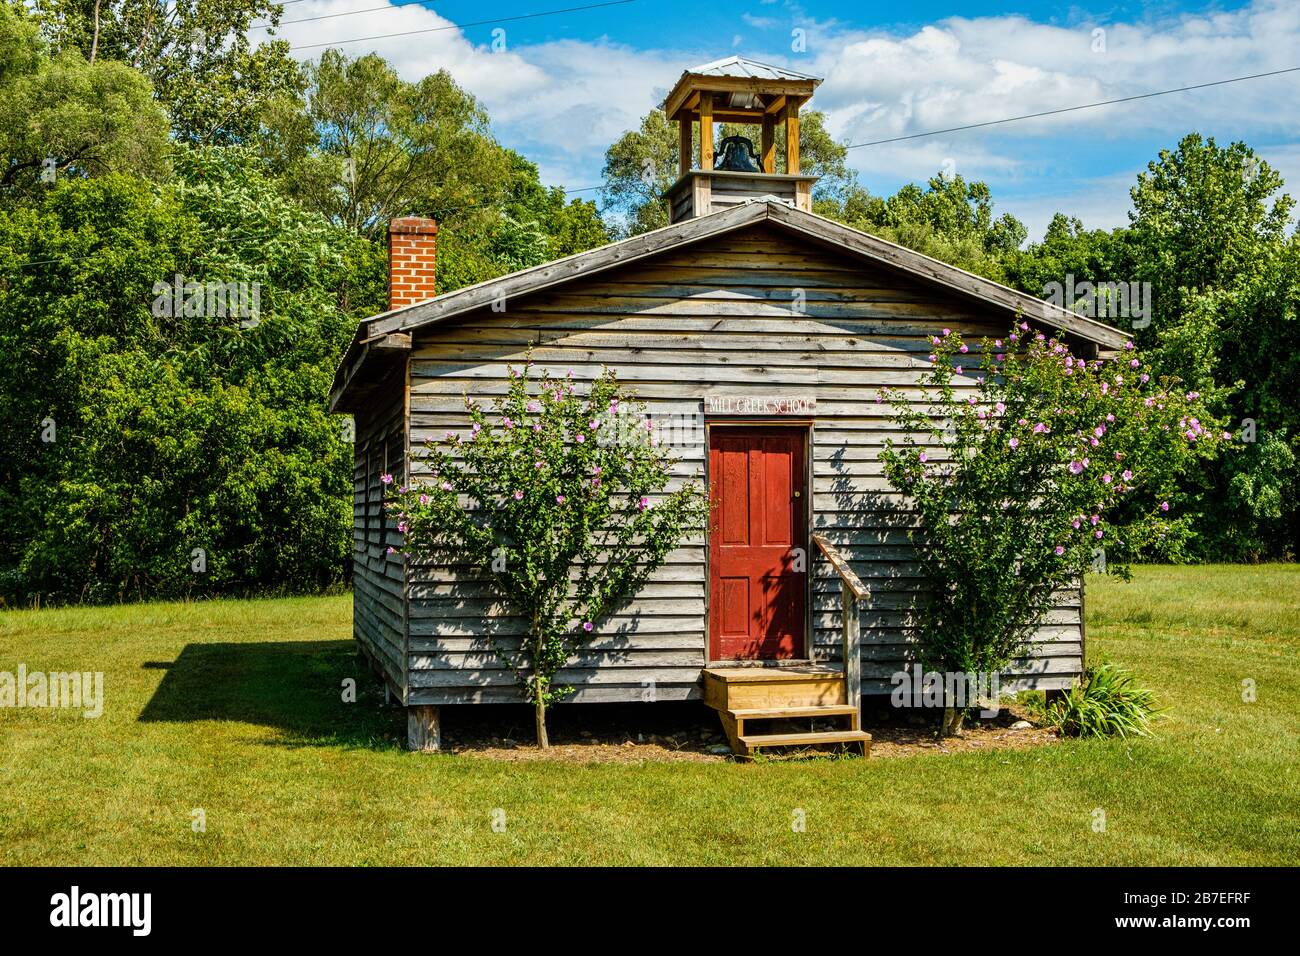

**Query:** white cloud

left=259, top=0, right=1300, bottom=233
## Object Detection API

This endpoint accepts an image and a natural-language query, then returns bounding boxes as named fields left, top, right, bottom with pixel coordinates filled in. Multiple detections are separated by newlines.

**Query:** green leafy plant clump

left=1045, top=661, right=1162, bottom=739
left=384, top=362, right=709, bottom=747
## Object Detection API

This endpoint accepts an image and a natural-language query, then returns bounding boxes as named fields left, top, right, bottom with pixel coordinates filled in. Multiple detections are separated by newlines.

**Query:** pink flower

left=1008, top=438, right=1020, bottom=449
left=996, top=353, right=1005, bottom=362
left=1094, top=529, right=1104, bottom=538
left=1125, top=340, right=1135, bottom=350
left=928, top=354, right=937, bottom=363
left=1222, top=431, right=1233, bottom=440
left=513, top=490, right=524, bottom=500
left=576, top=434, right=586, bottom=444
left=638, top=496, right=650, bottom=511
left=1140, top=373, right=1150, bottom=383
left=502, top=417, right=514, bottom=429
left=994, top=339, right=1002, bottom=347
left=397, top=521, right=408, bottom=533
left=918, top=452, right=928, bottom=462
left=556, top=495, right=566, bottom=504
left=419, top=494, right=430, bottom=505
left=1068, top=460, right=1084, bottom=475
left=527, top=400, right=541, bottom=413
left=582, top=621, right=593, bottom=632
left=1090, top=515, right=1100, bottom=525
left=1130, top=359, right=1140, bottom=368
left=1122, top=470, right=1133, bottom=481
left=1160, top=501, right=1170, bottom=512
left=1102, top=474, right=1112, bottom=484
left=959, top=344, right=969, bottom=353
left=995, top=402, right=1006, bottom=415
left=1020, top=321, right=1030, bottom=331
left=1072, top=519, right=1081, bottom=529
left=1054, top=546, right=1065, bottom=556
left=380, top=473, right=393, bottom=485
left=441, top=481, right=452, bottom=491
left=942, top=327, right=951, bottom=336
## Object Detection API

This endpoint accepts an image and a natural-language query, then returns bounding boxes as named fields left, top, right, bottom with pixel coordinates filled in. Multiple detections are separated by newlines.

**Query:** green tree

left=0, top=145, right=381, bottom=603
left=262, top=50, right=510, bottom=239
left=385, top=365, right=709, bottom=747
left=1129, top=133, right=1293, bottom=331
left=30, top=0, right=301, bottom=143
left=823, top=173, right=1028, bottom=282
left=262, top=50, right=607, bottom=290
left=0, top=2, right=169, bottom=200
left=1004, top=213, right=1135, bottom=300
left=1127, top=135, right=1299, bottom=559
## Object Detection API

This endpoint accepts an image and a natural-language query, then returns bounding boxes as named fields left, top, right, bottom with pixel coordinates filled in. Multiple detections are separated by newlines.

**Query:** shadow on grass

left=138, top=640, right=403, bottom=750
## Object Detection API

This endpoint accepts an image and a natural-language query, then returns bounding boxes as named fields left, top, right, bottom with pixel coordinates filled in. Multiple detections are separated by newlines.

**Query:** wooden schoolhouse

left=329, top=57, right=1127, bottom=754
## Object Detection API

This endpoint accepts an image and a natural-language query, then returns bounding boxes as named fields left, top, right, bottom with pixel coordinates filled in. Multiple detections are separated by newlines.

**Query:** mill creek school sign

left=704, top=395, right=817, bottom=416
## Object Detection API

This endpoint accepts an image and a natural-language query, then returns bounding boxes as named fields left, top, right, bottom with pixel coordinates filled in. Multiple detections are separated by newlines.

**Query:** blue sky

left=262, top=0, right=1300, bottom=239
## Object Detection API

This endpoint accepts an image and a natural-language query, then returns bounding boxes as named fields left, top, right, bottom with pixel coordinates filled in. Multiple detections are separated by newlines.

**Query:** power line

left=846, top=65, right=1300, bottom=148
left=283, top=0, right=637, bottom=51
left=251, top=0, right=459, bottom=30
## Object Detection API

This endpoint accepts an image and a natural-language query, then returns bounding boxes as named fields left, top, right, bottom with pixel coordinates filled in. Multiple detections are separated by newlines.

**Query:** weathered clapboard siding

left=352, top=366, right=408, bottom=698
left=396, top=222, right=1084, bottom=705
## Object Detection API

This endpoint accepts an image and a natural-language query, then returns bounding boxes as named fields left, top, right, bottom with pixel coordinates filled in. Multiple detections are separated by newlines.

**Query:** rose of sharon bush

left=384, top=362, right=708, bottom=747
left=879, top=324, right=1229, bottom=735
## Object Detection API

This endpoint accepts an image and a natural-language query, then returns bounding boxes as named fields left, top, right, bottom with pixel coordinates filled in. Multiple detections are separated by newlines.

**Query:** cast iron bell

left=715, top=135, right=762, bottom=173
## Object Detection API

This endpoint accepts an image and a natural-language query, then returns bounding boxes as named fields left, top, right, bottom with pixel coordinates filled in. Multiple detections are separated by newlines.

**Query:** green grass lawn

left=1, top=565, right=1296, bottom=865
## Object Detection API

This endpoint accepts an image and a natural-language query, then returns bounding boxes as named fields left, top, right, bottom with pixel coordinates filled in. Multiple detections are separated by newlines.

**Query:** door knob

left=793, top=491, right=801, bottom=498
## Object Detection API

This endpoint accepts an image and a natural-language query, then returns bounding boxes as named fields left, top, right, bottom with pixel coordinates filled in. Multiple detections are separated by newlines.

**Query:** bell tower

left=661, top=56, right=822, bottom=223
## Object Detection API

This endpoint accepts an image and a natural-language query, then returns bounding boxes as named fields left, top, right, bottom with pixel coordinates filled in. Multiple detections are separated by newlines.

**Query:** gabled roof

left=330, top=200, right=1129, bottom=412
left=685, top=56, right=822, bottom=82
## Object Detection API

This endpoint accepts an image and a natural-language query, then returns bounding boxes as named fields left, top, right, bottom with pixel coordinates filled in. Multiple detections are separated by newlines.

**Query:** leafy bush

left=0, top=146, right=382, bottom=604
left=879, top=324, right=1227, bottom=734
left=1045, top=661, right=1161, bottom=738
left=385, top=363, right=709, bottom=746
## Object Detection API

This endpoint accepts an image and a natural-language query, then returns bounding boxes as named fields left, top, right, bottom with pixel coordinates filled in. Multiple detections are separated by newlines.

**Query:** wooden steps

left=701, top=665, right=871, bottom=758
left=729, top=705, right=861, bottom=720
left=739, top=729, right=873, bottom=750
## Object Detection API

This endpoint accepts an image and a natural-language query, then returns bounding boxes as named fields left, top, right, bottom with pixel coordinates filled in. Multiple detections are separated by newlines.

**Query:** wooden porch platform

left=700, top=665, right=871, bottom=758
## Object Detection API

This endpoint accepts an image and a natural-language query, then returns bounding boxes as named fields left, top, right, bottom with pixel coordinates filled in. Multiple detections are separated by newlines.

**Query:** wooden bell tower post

left=661, top=56, right=822, bottom=223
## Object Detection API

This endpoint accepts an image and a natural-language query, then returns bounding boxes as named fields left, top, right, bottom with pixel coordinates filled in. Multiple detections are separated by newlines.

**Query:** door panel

left=708, top=427, right=807, bottom=660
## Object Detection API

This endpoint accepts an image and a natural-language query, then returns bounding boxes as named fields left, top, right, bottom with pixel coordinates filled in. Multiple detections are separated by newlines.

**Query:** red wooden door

left=708, top=427, right=807, bottom=660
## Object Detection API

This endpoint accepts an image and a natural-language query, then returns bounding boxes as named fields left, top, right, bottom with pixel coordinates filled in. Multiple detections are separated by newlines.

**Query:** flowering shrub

left=384, top=362, right=708, bottom=747
left=879, top=323, right=1227, bottom=734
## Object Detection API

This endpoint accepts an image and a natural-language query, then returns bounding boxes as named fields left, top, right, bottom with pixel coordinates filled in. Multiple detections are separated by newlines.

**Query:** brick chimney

left=388, top=216, right=439, bottom=310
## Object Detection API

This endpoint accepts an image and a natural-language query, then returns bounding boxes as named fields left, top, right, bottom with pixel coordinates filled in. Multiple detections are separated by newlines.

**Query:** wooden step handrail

left=811, top=533, right=865, bottom=704
left=811, top=534, right=868, bottom=599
